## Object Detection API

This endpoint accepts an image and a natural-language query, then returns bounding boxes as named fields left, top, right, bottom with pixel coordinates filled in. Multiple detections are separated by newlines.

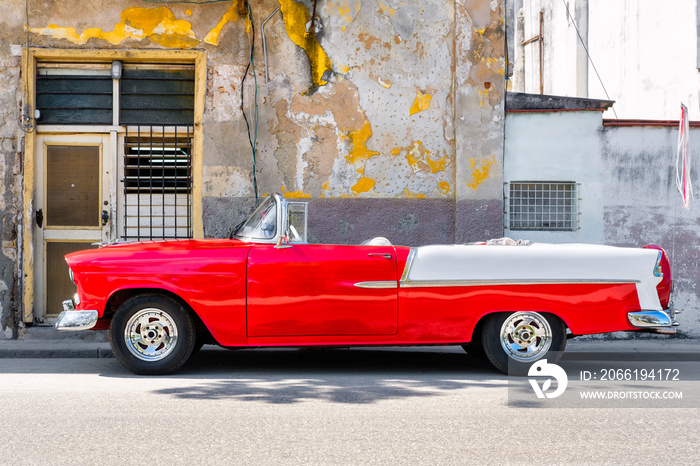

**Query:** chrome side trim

left=354, top=281, right=398, bottom=289
left=400, top=248, right=416, bottom=282
left=55, top=309, right=99, bottom=331
left=399, top=279, right=641, bottom=288
left=628, top=310, right=674, bottom=328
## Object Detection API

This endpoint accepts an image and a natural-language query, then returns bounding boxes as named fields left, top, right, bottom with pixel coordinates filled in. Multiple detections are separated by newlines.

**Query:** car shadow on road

left=148, top=346, right=508, bottom=404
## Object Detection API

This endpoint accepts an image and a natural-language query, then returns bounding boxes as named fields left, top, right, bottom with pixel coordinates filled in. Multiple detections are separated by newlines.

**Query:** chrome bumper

left=628, top=304, right=681, bottom=335
left=55, top=300, right=98, bottom=331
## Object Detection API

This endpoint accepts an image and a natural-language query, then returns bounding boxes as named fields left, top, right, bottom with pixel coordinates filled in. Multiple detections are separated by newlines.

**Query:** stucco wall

left=504, top=110, right=604, bottom=243
left=602, top=124, right=699, bottom=337
left=0, top=0, right=506, bottom=330
left=505, top=108, right=700, bottom=337
left=0, top=35, right=22, bottom=338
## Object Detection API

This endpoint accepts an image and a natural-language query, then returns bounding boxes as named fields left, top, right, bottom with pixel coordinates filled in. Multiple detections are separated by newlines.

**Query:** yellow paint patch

left=185, top=9, right=192, bottom=16
left=328, top=0, right=360, bottom=30
left=351, top=177, right=375, bottom=194
left=379, top=3, right=395, bottom=15
left=343, top=121, right=380, bottom=164
left=467, top=155, right=496, bottom=190
left=396, top=140, right=448, bottom=174
left=409, top=90, right=432, bottom=115
left=281, top=187, right=312, bottom=198
left=279, top=0, right=334, bottom=88
left=204, top=4, right=243, bottom=45
left=28, top=7, right=199, bottom=49
left=403, top=189, right=426, bottom=199
left=438, top=181, right=450, bottom=195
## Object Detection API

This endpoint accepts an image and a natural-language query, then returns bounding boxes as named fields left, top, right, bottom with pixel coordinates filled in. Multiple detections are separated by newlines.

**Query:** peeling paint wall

left=0, top=36, right=21, bottom=338
left=200, top=0, right=505, bottom=243
left=2, top=0, right=506, bottom=326
left=505, top=108, right=700, bottom=337
left=602, top=124, right=700, bottom=337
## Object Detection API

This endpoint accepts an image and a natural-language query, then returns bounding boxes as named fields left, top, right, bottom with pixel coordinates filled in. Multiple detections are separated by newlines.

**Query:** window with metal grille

left=123, top=126, right=193, bottom=240
left=507, top=182, right=578, bottom=230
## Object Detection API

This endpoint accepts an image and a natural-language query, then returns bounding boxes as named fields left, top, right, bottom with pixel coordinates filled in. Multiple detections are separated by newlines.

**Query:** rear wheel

left=109, top=294, right=196, bottom=375
left=482, top=311, right=566, bottom=374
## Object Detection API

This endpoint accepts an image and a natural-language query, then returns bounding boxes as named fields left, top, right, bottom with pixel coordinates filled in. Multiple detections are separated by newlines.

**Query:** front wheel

left=109, top=294, right=196, bottom=375
left=482, top=311, right=566, bottom=374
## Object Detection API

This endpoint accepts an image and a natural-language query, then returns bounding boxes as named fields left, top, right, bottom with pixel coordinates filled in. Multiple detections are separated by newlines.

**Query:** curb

left=0, top=343, right=113, bottom=359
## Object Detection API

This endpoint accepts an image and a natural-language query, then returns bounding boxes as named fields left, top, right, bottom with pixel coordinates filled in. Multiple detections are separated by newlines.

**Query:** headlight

left=68, top=268, right=74, bottom=284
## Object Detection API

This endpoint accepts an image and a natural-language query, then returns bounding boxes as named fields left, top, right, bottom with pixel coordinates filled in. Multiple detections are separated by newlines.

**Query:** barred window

left=122, top=126, right=192, bottom=240
left=508, top=182, right=578, bottom=230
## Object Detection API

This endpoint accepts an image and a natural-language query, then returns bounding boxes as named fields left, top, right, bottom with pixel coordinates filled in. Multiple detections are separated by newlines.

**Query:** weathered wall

left=505, top=106, right=700, bottom=337
left=0, top=29, right=23, bottom=338
left=602, top=124, right=700, bottom=337
left=202, top=0, right=506, bottom=245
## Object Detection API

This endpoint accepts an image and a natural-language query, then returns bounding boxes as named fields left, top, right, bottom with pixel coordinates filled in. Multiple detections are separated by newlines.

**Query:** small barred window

left=508, top=182, right=578, bottom=231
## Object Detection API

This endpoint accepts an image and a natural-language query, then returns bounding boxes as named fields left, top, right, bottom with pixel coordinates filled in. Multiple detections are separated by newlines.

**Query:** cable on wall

left=240, top=0, right=259, bottom=204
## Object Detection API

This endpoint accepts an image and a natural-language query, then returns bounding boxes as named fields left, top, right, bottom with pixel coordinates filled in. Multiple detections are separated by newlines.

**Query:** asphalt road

left=1, top=347, right=698, bottom=465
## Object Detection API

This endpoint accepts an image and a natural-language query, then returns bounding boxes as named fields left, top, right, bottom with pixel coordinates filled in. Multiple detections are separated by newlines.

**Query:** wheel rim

left=124, top=308, right=179, bottom=362
left=499, top=312, right=552, bottom=362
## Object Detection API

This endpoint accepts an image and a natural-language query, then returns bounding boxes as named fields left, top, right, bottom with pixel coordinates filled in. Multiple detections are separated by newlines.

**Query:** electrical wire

left=561, top=0, right=618, bottom=119
left=240, top=0, right=259, bottom=204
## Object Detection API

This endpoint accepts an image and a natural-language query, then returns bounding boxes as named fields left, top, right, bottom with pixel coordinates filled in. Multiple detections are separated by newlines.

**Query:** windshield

left=233, top=196, right=277, bottom=240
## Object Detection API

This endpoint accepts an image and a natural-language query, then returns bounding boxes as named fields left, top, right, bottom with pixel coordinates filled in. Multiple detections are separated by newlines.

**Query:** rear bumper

left=55, top=300, right=98, bottom=331
left=628, top=305, right=681, bottom=334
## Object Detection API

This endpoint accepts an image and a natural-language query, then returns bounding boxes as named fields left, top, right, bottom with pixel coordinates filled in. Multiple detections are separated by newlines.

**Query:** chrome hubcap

left=124, top=308, right=178, bottom=362
left=500, top=312, right=552, bottom=362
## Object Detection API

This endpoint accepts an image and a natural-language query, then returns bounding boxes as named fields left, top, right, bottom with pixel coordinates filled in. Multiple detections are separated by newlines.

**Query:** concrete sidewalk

left=0, top=326, right=697, bottom=359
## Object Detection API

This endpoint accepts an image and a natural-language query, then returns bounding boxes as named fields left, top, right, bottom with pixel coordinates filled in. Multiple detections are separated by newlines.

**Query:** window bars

left=123, top=126, right=193, bottom=240
left=508, top=182, right=578, bottom=231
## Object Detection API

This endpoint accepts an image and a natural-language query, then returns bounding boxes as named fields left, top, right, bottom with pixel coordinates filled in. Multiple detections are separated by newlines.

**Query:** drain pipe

left=262, top=6, right=281, bottom=84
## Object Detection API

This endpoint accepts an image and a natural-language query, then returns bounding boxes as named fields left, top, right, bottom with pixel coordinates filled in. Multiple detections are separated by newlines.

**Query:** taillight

left=643, top=244, right=671, bottom=309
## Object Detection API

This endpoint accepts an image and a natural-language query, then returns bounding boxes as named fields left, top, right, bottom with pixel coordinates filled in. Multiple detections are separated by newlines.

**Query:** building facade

left=0, top=0, right=506, bottom=336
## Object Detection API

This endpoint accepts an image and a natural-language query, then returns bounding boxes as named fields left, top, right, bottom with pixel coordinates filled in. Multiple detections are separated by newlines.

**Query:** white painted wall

left=504, top=110, right=605, bottom=243
left=513, top=0, right=700, bottom=120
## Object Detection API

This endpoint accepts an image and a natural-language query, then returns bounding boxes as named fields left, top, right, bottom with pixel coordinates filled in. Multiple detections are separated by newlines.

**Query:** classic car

left=55, top=193, right=680, bottom=375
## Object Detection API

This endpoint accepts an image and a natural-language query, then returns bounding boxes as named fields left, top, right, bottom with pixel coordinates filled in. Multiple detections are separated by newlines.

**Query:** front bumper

left=628, top=304, right=681, bottom=335
left=55, top=300, right=98, bottom=331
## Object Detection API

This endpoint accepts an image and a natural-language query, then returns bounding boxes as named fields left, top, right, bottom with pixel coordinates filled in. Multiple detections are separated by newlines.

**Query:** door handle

left=368, top=253, right=392, bottom=259
left=102, top=210, right=110, bottom=226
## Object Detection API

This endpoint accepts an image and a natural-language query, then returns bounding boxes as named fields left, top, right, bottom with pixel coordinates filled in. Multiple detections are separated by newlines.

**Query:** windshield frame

left=232, top=194, right=281, bottom=243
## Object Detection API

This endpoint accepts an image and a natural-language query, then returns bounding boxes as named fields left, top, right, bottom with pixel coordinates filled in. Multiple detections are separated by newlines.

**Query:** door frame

left=22, top=47, right=206, bottom=324
left=34, top=134, right=111, bottom=318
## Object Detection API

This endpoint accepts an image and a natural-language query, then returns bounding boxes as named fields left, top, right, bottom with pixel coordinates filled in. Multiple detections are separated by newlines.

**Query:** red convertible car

left=55, top=194, right=680, bottom=375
